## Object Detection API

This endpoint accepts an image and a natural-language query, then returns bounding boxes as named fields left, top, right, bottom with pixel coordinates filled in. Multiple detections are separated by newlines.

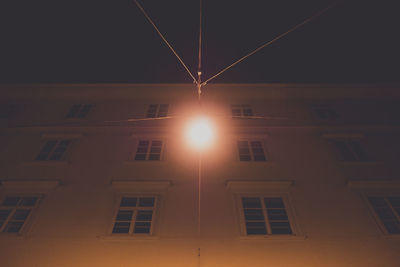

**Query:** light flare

left=185, top=117, right=215, bottom=150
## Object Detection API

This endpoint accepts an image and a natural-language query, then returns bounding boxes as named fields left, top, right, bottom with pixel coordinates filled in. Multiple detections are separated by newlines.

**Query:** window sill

left=99, top=234, right=159, bottom=241
left=240, top=234, right=306, bottom=241
left=22, top=161, right=70, bottom=167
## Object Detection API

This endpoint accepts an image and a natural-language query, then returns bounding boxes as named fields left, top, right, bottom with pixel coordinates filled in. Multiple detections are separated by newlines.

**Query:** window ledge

left=226, top=180, right=293, bottom=193
left=0, top=180, right=60, bottom=193
left=348, top=180, right=400, bottom=191
left=22, top=161, right=70, bottom=167
left=122, top=160, right=166, bottom=165
left=240, top=234, right=306, bottom=241
left=99, top=234, right=159, bottom=241
left=111, top=180, right=171, bottom=194
left=338, top=161, right=383, bottom=166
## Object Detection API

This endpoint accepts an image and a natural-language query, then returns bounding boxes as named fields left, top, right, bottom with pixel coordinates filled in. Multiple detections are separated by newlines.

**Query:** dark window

left=242, top=196, right=292, bottom=235
left=134, top=140, right=163, bottom=161
left=66, top=104, right=93, bottom=118
left=112, top=196, right=156, bottom=235
left=35, top=139, right=72, bottom=161
left=146, top=104, right=169, bottom=118
left=0, top=196, right=39, bottom=233
left=313, top=106, right=339, bottom=121
left=331, top=139, right=369, bottom=161
left=231, top=104, right=253, bottom=118
left=368, top=196, right=400, bottom=234
left=237, top=140, right=266, bottom=161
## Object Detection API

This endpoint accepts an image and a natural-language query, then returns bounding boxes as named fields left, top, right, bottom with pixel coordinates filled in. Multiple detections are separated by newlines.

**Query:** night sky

left=1, top=0, right=399, bottom=84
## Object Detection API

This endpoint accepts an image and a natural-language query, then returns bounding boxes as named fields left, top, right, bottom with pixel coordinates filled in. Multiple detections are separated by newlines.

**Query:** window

left=66, top=104, right=93, bottom=118
left=367, top=196, right=400, bottom=234
left=237, top=140, right=266, bottom=161
left=112, top=196, right=156, bottom=234
left=0, top=196, right=40, bottom=233
left=231, top=104, right=253, bottom=117
left=36, top=139, right=72, bottom=161
left=312, top=105, right=338, bottom=120
left=134, top=140, right=163, bottom=161
left=331, top=139, right=369, bottom=161
left=241, top=196, right=292, bottom=235
left=146, top=104, right=169, bottom=118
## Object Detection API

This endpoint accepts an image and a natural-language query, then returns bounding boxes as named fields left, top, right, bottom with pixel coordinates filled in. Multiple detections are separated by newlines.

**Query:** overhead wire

left=201, top=0, right=341, bottom=86
left=133, top=0, right=198, bottom=84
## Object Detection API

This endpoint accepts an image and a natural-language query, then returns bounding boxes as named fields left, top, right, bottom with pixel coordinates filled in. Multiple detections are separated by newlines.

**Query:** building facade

left=0, top=83, right=399, bottom=266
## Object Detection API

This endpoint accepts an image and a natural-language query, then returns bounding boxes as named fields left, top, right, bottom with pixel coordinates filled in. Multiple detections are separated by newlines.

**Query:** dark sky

left=1, top=0, right=399, bottom=83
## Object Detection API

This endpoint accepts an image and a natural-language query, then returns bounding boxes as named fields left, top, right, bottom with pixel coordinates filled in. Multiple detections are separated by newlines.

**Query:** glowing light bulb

left=185, top=117, right=214, bottom=150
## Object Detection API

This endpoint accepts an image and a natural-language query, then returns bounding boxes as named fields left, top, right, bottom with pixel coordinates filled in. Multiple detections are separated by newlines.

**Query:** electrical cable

left=133, top=0, right=198, bottom=84
left=201, top=0, right=341, bottom=86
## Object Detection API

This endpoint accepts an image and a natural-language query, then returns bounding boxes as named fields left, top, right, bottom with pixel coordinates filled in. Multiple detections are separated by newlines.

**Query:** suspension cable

left=201, top=0, right=340, bottom=86
left=133, top=0, right=197, bottom=84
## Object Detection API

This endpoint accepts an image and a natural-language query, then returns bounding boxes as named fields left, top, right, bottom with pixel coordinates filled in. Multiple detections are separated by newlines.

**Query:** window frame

left=66, top=104, right=94, bottom=119
left=35, top=139, right=74, bottom=161
left=231, top=104, right=254, bottom=118
left=236, top=139, right=268, bottom=162
left=109, top=194, right=159, bottom=236
left=227, top=181, right=304, bottom=240
left=236, top=193, right=296, bottom=237
left=145, top=104, right=170, bottom=118
left=0, top=194, right=42, bottom=235
left=132, top=139, right=165, bottom=161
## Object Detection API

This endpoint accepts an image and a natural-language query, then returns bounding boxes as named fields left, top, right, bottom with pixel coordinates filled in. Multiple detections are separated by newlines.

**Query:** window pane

left=264, top=198, right=285, bottom=209
left=332, top=140, right=355, bottom=161
left=4, top=221, right=24, bottom=233
left=2, top=197, right=20, bottom=206
left=112, top=222, right=130, bottom=233
left=136, top=210, right=153, bottom=221
left=20, top=197, right=38, bottom=207
left=146, top=104, right=158, bottom=118
left=78, top=104, right=92, bottom=118
left=12, top=210, right=30, bottom=221
left=120, top=197, right=137, bottom=207
left=270, top=222, right=292, bottom=234
left=134, top=222, right=151, bottom=233
left=348, top=140, right=369, bottom=161
left=66, top=104, right=81, bottom=118
left=158, top=104, right=169, bottom=117
left=115, top=210, right=133, bottom=221
left=244, top=209, right=264, bottom=221
left=139, top=197, right=155, bottom=207
left=242, top=198, right=262, bottom=209
left=0, top=210, right=11, bottom=220
left=245, top=222, right=267, bottom=235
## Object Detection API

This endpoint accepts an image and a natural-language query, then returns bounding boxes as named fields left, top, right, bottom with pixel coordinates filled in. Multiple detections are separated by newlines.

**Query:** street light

left=185, top=117, right=214, bottom=151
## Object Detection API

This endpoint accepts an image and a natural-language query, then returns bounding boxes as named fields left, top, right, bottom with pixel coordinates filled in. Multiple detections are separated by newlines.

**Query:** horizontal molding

left=111, top=180, right=171, bottom=194
left=42, top=133, right=84, bottom=139
left=322, top=133, right=364, bottom=139
left=0, top=180, right=60, bottom=193
left=226, top=180, right=294, bottom=193
left=347, top=180, right=400, bottom=190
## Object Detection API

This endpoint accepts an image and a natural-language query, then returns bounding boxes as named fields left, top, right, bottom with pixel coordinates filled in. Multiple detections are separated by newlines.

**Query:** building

left=0, top=83, right=399, bottom=266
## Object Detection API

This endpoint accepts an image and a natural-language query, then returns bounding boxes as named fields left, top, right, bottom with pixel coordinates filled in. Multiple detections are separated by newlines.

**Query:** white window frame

left=66, top=104, right=94, bottom=119
left=348, top=180, right=400, bottom=238
left=35, top=139, right=73, bottom=161
left=110, top=195, right=158, bottom=236
left=364, top=195, right=400, bottom=235
left=236, top=139, right=268, bottom=162
left=105, top=181, right=171, bottom=239
left=132, top=139, right=165, bottom=161
left=0, top=180, right=59, bottom=236
left=227, top=181, right=304, bottom=240
left=145, top=104, right=170, bottom=118
left=0, top=194, right=42, bottom=234
left=231, top=104, right=254, bottom=118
